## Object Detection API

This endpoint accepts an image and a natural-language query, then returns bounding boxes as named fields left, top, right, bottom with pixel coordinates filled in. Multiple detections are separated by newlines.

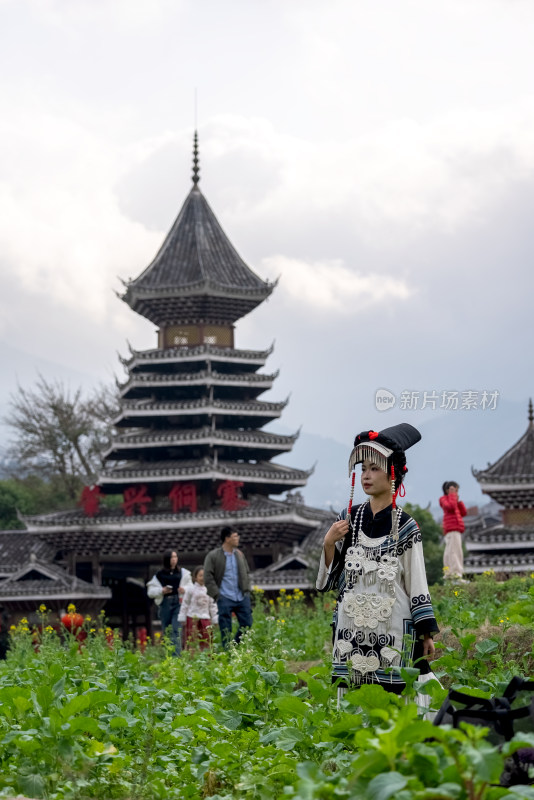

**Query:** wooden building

left=465, top=400, right=534, bottom=575
left=2, top=134, right=333, bottom=631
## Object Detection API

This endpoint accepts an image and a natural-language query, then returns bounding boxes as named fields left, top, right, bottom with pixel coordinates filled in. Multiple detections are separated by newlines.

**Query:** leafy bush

left=0, top=578, right=533, bottom=799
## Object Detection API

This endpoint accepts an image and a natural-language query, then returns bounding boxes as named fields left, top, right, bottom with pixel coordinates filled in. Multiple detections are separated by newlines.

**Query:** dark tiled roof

left=20, top=521, right=318, bottom=559
left=473, top=411, right=534, bottom=485
left=22, top=494, right=333, bottom=531
left=99, top=458, right=311, bottom=485
left=105, top=427, right=298, bottom=451
left=251, top=568, right=313, bottom=590
left=114, top=397, right=287, bottom=424
left=121, top=187, right=273, bottom=325
left=0, top=532, right=57, bottom=575
left=0, top=558, right=111, bottom=600
left=119, top=369, right=277, bottom=395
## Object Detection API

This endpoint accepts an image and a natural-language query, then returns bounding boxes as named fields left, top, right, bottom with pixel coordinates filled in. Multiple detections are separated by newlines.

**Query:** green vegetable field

left=2, top=576, right=534, bottom=799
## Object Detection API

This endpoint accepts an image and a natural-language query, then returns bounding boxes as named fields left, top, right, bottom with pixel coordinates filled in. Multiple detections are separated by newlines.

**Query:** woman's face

left=169, top=551, right=178, bottom=569
left=361, top=459, right=391, bottom=497
left=196, top=569, right=204, bottom=586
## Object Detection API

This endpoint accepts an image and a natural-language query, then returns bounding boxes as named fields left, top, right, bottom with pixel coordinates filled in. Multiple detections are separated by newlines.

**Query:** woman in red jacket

left=439, top=481, right=467, bottom=580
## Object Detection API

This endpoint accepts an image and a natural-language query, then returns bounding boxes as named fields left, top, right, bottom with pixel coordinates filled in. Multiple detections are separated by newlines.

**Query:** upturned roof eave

left=121, top=342, right=274, bottom=369
left=473, top=425, right=534, bottom=483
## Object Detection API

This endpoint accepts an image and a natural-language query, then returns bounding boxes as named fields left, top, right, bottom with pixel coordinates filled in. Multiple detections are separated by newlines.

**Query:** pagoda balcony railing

left=465, top=553, right=534, bottom=572
left=99, top=458, right=311, bottom=484
left=104, top=426, right=298, bottom=453
left=113, top=396, right=288, bottom=422
left=467, top=528, right=534, bottom=547
left=118, top=369, right=278, bottom=393
left=121, top=342, right=274, bottom=368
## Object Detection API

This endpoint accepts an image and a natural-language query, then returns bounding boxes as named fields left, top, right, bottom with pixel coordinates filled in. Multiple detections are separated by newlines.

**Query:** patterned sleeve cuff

left=411, top=593, right=440, bottom=637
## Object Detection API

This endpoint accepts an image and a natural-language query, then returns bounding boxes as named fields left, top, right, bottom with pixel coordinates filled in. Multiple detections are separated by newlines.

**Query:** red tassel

left=390, top=465, right=397, bottom=509
left=399, top=484, right=406, bottom=498
left=347, top=471, right=356, bottom=514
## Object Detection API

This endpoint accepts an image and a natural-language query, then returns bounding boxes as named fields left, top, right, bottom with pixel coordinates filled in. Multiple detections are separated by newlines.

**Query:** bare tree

left=3, top=375, right=119, bottom=499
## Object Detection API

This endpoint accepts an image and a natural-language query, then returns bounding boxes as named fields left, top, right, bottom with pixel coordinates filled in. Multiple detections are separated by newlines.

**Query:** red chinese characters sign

left=169, top=482, right=198, bottom=513
left=79, top=485, right=103, bottom=517
left=122, top=485, right=152, bottom=516
left=217, top=480, right=248, bottom=511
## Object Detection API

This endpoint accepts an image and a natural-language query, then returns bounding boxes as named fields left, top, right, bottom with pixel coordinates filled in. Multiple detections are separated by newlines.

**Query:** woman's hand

left=323, top=518, right=349, bottom=567
left=422, top=635, right=435, bottom=658
left=162, top=586, right=173, bottom=595
left=324, top=518, right=349, bottom=546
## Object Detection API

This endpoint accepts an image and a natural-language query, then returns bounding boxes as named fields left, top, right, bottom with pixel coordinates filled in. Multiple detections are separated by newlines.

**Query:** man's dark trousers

left=217, top=594, right=253, bottom=648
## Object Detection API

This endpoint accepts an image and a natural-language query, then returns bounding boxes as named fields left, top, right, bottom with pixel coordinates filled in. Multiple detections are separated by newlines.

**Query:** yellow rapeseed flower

left=268, top=599, right=274, bottom=605
left=454, top=590, right=458, bottom=596
left=67, top=603, right=76, bottom=613
left=279, top=588, right=286, bottom=594
left=39, top=604, right=47, bottom=613
left=45, top=625, right=54, bottom=633
left=85, top=615, right=92, bottom=622
left=9, top=625, right=16, bottom=631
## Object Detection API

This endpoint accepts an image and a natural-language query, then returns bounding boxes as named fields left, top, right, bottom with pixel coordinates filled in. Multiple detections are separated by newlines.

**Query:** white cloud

left=261, top=255, right=412, bottom=313
left=0, top=101, right=161, bottom=336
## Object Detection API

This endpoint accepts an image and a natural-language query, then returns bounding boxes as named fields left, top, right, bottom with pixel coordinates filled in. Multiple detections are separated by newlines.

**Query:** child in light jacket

left=178, top=566, right=219, bottom=650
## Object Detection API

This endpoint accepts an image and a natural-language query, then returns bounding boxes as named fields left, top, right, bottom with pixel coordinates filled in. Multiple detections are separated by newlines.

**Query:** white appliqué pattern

left=342, top=593, right=395, bottom=628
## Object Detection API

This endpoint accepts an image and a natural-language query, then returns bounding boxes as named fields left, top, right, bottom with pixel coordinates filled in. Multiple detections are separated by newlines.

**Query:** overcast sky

left=1, top=0, right=533, bottom=506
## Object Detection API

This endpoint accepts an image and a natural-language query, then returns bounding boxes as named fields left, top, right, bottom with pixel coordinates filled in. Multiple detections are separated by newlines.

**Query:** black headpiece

left=348, top=423, right=421, bottom=476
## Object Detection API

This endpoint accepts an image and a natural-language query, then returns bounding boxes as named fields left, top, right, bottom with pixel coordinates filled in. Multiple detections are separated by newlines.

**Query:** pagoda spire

left=192, top=130, right=200, bottom=185
left=529, top=398, right=533, bottom=428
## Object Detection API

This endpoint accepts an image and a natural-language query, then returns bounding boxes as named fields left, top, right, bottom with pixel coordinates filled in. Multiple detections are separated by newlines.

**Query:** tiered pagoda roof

left=12, top=132, right=333, bottom=618
left=472, top=399, right=534, bottom=507
left=465, top=400, right=534, bottom=575
left=121, top=134, right=274, bottom=327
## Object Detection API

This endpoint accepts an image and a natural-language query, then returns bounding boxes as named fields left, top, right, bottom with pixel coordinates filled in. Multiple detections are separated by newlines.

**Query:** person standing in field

left=179, top=566, right=219, bottom=650
left=155, top=550, right=191, bottom=656
left=204, top=526, right=252, bottom=648
left=439, top=481, right=467, bottom=581
left=317, top=423, right=439, bottom=701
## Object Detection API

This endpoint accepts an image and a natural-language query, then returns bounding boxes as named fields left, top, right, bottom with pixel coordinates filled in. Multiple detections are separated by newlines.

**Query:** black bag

left=434, top=676, right=534, bottom=786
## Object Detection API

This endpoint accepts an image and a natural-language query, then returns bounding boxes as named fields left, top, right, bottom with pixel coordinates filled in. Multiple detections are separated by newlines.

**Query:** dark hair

left=220, top=526, right=236, bottom=543
left=162, top=550, right=178, bottom=570
left=192, top=565, right=204, bottom=581
left=443, top=481, right=459, bottom=495
left=391, top=451, right=407, bottom=491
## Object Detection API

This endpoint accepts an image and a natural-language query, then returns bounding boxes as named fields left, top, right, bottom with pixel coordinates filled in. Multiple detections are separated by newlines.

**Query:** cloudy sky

left=1, top=0, right=534, bottom=508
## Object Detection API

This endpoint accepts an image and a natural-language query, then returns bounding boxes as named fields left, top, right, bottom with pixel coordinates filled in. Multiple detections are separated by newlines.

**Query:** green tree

left=0, top=475, right=80, bottom=529
left=404, top=501, right=444, bottom=586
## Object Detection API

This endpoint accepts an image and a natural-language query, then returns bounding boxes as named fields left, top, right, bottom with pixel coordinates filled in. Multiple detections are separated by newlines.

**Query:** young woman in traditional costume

left=317, top=423, right=439, bottom=698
